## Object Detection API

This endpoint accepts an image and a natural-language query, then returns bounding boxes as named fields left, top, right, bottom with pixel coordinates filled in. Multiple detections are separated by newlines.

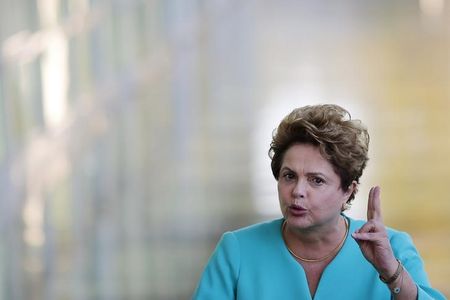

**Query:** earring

left=342, top=202, right=351, bottom=211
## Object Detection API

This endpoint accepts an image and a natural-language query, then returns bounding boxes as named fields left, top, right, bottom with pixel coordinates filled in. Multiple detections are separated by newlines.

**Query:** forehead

left=281, top=143, right=336, bottom=174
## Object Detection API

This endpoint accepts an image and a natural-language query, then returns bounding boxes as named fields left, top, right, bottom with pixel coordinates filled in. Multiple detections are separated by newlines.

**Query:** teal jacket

left=193, top=216, right=446, bottom=299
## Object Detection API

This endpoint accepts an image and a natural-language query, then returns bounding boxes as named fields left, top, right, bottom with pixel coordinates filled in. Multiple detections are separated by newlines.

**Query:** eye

left=282, top=172, right=296, bottom=181
left=310, top=176, right=325, bottom=186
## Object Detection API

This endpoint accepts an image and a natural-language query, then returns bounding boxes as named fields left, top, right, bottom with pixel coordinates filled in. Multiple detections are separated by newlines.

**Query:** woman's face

left=277, top=143, right=353, bottom=230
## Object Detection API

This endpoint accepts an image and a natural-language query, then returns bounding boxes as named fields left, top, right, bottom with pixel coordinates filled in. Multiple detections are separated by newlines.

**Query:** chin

left=285, top=216, right=310, bottom=228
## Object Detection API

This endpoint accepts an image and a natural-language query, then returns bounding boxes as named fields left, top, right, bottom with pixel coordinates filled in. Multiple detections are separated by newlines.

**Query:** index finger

left=367, top=186, right=383, bottom=221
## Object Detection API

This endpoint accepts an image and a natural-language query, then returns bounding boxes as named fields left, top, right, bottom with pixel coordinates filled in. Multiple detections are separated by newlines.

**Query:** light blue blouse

left=193, top=216, right=446, bottom=299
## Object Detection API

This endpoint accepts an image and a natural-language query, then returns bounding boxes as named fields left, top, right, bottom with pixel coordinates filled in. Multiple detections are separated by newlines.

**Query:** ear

left=343, top=181, right=358, bottom=199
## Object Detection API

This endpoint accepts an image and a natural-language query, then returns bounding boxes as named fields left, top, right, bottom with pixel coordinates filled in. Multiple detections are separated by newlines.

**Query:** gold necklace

left=282, top=217, right=349, bottom=263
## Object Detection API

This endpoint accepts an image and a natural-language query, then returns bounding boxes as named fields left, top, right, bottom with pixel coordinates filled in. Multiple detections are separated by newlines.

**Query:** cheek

left=277, top=183, right=289, bottom=202
left=314, top=190, right=343, bottom=209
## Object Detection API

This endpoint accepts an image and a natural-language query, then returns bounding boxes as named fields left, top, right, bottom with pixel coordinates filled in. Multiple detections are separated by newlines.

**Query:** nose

left=292, top=178, right=307, bottom=198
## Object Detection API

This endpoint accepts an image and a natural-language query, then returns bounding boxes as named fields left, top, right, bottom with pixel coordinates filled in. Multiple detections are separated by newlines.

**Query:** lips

left=288, top=204, right=307, bottom=216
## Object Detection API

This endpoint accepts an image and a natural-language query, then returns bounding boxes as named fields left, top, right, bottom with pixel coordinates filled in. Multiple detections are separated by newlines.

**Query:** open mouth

left=288, top=204, right=307, bottom=216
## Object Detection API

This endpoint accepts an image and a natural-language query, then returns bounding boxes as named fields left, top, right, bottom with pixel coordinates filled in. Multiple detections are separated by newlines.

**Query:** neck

left=283, top=215, right=348, bottom=259
left=287, top=215, right=345, bottom=244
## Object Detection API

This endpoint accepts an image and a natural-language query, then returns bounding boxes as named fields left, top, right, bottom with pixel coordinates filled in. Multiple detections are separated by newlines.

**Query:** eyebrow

left=280, top=167, right=328, bottom=178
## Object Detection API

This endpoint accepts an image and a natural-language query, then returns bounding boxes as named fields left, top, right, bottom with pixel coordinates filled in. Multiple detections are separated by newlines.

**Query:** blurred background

left=0, top=0, right=449, bottom=299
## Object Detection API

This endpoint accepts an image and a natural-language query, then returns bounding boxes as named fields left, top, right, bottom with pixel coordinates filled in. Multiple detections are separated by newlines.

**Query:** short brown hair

left=269, top=104, right=369, bottom=206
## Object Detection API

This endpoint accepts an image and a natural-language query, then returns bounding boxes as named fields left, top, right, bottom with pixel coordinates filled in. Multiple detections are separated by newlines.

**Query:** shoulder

left=231, top=218, right=283, bottom=239
left=220, top=218, right=284, bottom=253
left=347, top=216, right=418, bottom=259
left=348, top=217, right=413, bottom=241
left=385, top=227, right=421, bottom=261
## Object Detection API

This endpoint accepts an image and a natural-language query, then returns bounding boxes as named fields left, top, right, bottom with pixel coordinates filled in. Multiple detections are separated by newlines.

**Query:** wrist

left=377, top=257, right=399, bottom=279
left=379, top=259, right=403, bottom=285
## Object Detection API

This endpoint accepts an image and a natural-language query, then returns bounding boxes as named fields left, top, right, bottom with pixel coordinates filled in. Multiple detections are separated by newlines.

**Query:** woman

left=193, top=104, right=445, bottom=299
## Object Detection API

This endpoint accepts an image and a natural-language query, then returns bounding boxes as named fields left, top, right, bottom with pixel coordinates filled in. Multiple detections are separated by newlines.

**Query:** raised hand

left=351, top=186, right=398, bottom=278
